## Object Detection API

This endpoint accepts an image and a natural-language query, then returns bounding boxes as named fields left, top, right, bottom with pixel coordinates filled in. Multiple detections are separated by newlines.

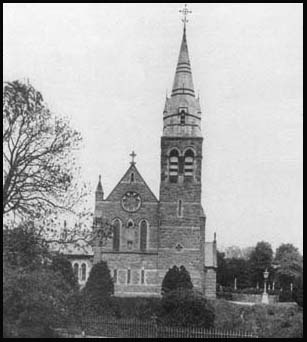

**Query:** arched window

left=140, top=220, right=148, bottom=252
left=81, top=263, right=86, bottom=281
left=184, top=149, right=195, bottom=180
left=130, top=172, right=135, bottom=183
left=169, top=149, right=179, bottom=183
left=113, top=219, right=121, bottom=251
left=73, top=263, right=79, bottom=280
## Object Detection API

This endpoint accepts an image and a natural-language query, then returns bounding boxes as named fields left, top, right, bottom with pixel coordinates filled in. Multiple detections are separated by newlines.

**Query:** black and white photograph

left=3, top=3, right=303, bottom=338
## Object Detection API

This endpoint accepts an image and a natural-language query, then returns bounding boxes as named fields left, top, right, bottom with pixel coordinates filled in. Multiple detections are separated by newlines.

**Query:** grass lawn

left=210, top=299, right=303, bottom=338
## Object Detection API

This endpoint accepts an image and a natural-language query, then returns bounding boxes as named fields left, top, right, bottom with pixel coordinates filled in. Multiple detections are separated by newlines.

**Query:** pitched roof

left=105, top=163, right=158, bottom=202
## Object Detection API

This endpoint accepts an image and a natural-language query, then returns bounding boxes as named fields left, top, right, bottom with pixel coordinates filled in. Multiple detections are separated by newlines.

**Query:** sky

left=3, top=3, right=303, bottom=253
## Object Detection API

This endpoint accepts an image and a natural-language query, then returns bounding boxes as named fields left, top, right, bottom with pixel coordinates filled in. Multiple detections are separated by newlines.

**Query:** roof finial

left=179, top=4, right=192, bottom=29
left=130, top=150, right=137, bottom=165
left=96, top=174, right=103, bottom=194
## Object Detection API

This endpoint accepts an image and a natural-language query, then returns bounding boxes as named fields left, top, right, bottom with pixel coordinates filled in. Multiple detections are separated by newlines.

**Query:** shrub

left=109, top=297, right=161, bottom=320
left=3, top=265, right=71, bottom=337
left=82, top=261, right=114, bottom=315
left=159, top=288, right=215, bottom=328
left=161, top=265, right=193, bottom=295
left=50, top=253, right=78, bottom=289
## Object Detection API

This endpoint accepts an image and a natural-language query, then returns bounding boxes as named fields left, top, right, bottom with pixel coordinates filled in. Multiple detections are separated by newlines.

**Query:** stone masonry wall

left=96, top=250, right=160, bottom=296
left=204, top=268, right=216, bottom=299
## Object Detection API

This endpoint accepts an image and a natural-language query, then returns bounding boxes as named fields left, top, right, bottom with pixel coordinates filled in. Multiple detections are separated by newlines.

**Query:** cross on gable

left=130, top=151, right=137, bottom=165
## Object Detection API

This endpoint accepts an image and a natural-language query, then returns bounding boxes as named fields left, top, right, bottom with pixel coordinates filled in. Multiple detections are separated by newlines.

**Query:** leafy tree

left=274, top=243, right=303, bottom=288
left=50, top=253, right=78, bottom=289
left=82, top=261, right=114, bottom=315
left=3, top=222, right=49, bottom=269
left=3, top=264, right=72, bottom=337
left=161, top=265, right=193, bottom=295
left=241, top=246, right=255, bottom=260
left=3, top=225, right=77, bottom=337
left=275, top=243, right=301, bottom=262
left=217, top=251, right=251, bottom=289
left=227, top=258, right=250, bottom=289
left=248, top=241, right=273, bottom=287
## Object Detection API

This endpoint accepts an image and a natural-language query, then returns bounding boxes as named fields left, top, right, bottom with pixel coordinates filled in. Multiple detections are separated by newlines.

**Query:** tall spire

left=171, top=24, right=195, bottom=97
left=162, top=4, right=202, bottom=138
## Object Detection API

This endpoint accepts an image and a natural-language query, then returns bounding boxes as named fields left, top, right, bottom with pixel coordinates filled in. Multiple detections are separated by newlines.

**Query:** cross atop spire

left=130, top=151, right=137, bottom=165
left=179, top=4, right=192, bottom=27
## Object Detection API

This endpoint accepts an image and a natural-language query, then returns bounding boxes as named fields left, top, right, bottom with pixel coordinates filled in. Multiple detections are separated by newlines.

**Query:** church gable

left=106, top=164, right=158, bottom=203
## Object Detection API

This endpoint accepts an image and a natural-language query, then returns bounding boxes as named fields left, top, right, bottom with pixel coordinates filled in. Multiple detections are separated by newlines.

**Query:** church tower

left=158, top=12, right=216, bottom=296
left=160, top=24, right=203, bottom=201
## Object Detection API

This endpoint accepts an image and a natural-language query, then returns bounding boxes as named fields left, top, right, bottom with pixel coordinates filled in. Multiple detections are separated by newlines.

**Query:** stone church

left=92, top=21, right=217, bottom=298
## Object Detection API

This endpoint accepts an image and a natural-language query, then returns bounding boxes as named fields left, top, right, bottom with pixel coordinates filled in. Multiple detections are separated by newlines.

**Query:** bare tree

left=3, top=80, right=113, bottom=249
left=45, top=216, right=114, bottom=253
left=3, top=80, right=83, bottom=218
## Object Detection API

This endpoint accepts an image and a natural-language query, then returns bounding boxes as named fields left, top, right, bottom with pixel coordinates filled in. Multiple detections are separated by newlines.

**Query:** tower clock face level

left=121, top=191, right=142, bottom=212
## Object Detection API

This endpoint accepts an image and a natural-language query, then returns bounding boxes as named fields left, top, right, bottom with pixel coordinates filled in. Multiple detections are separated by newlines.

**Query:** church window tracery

left=140, top=220, right=148, bottom=252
